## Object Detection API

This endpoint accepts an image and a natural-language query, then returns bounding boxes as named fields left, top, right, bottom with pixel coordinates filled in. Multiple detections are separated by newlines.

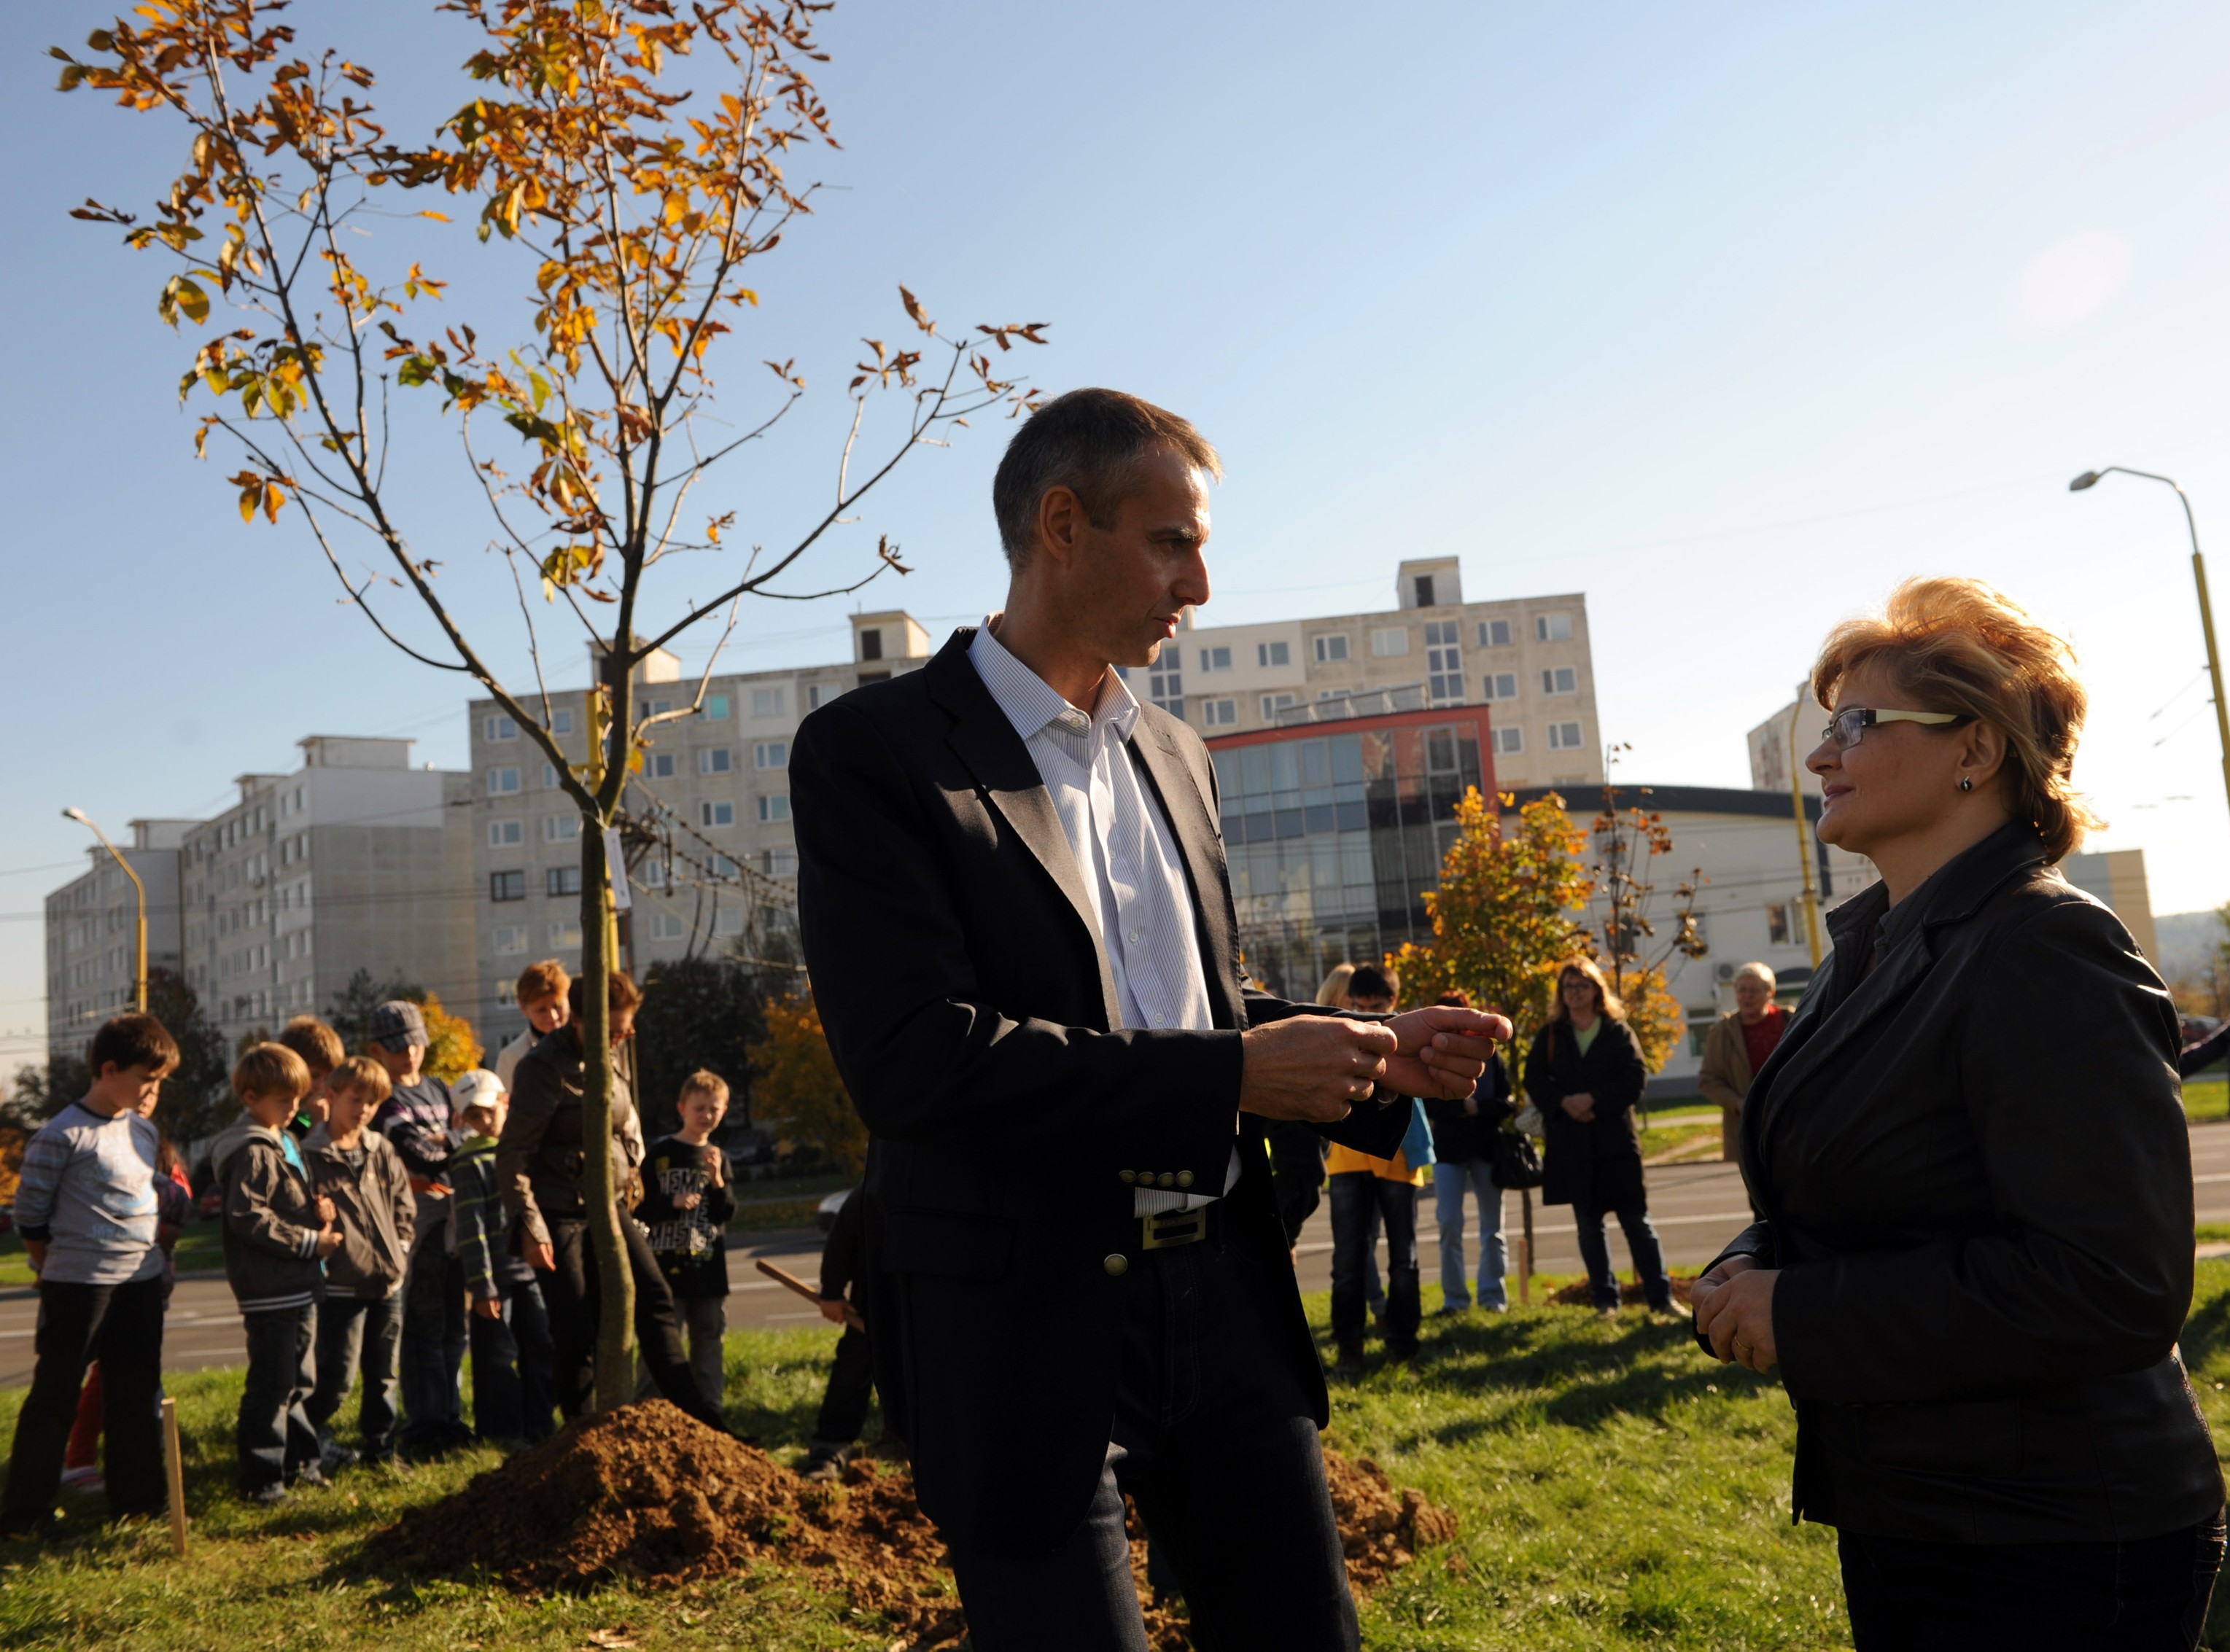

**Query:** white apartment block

left=45, top=819, right=192, bottom=1062
left=1141, top=558, right=1605, bottom=790
left=177, top=736, right=475, bottom=1051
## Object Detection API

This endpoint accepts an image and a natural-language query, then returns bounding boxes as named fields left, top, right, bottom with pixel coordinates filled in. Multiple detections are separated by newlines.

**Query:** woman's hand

left=1561, top=1091, right=1596, bottom=1123
left=1693, top=1255, right=1780, bottom=1372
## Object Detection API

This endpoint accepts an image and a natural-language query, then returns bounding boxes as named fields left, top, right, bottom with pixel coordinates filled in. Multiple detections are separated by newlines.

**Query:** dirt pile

left=373, top=1400, right=1453, bottom=1648
left=1547, top=1272, right=1698, bottom=1309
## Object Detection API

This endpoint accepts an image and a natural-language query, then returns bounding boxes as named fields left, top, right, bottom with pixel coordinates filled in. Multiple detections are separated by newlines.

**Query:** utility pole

left=64, top=809, right=147, bottom=1012
left=1786, top=693, right=1824, bottom=969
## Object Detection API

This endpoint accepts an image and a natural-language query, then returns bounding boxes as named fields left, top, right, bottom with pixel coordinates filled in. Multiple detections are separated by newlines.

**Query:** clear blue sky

left=6, top=1, right=2230, bottom=1069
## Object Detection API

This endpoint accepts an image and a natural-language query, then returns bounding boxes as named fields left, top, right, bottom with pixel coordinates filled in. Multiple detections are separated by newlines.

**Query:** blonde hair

left=328, top=1054, right=394, bottom=1107
left=1811, top=577, right=2099, bottom=862
left=232, top=1043, right=311, bottom=1104
left=679, top=1069, right=731, bottom=1107
left=1552, top=956, right=1625, bottom=1024
left=1734, top=962, right=1776, bottom=991
left=1315, top=963, right=1356, bottom=1008
left=277, top=1016, right=344, bottom=1077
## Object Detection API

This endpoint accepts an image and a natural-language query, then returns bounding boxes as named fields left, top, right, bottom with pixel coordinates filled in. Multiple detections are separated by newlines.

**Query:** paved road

left=12, top=1121, right=2230, bottom=1386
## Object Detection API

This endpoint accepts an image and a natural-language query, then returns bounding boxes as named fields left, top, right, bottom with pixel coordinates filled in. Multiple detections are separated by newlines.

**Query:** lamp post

left=1784, top=687, right=1824, bottom=968
left=2069, top=467, right=2230, bottom=832
left=63, top=807, right=147, bottom=1013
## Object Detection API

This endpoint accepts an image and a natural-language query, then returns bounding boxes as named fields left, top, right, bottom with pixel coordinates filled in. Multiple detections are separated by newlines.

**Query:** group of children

left=0, top=956, right=789, bottom=1522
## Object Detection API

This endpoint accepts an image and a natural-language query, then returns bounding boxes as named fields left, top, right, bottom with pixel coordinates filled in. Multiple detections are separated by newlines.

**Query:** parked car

left=817, top=1186, right=854, bottom=1235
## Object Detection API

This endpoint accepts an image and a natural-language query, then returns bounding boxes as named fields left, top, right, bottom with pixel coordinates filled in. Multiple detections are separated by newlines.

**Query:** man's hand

left=1561, top=1092, right=1596, bottom=1123
left=1240, top=1017, right=1398, bottom=1122
left=818, top=1298, right=849, bottom=1326
left=471, top=1293, right=504, bottom=1321
left=316, top=1227, right=343, bottom=1259
left=315, top=1195, right=337, bottom=1226
left=1692, top=1255, right=1779, bottom=1372
left=23, top=1239, right=46, bottom=1275
left=1379, top=1006, right=1514, bottom=1101
left=529, top=1240, right=556, bottom=1273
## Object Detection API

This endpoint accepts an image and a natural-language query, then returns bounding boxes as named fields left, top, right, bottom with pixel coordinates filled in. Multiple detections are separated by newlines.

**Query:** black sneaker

left=289, top=1464, right=331, bottom=1490
left=320, top=1441, right=360, bottom=1475
left=1332, top=1348, right=1367, bottom=1379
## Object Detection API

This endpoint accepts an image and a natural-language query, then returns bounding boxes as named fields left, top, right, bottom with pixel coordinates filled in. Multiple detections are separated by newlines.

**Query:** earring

left=1957, top=777, right=1973, bottom=792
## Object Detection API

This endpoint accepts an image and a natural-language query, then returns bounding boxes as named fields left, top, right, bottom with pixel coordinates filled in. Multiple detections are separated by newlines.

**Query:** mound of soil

left=371, top=1400, right=1453, bottom=1648
left=1546, top=1272, right=1698, bottom=1309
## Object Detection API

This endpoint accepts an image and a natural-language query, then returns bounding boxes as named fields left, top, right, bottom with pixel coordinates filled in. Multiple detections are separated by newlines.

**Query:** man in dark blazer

left=790, top=388, right=1510, bottom=1650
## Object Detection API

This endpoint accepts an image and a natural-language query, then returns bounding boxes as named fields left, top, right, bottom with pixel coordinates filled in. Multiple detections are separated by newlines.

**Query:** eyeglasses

left=1820, top=706, right=1971, bottom=750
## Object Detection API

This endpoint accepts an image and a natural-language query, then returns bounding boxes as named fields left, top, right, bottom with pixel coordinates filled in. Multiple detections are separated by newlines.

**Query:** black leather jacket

left=1704, top=822, right=2222, bottom=1541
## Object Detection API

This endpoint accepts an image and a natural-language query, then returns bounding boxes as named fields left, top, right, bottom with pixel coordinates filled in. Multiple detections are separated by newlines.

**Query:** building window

left=754, top=741, right=788, bottom=769
left=543, top=763, right=562, bottom=789
left=1197, top=646, right=1232, bottom=672
left=699, top=747, right=733, bottom=776
left=543, top=815, right=578, bottom=843
left=1483, top=672, right=1518, bottom=701
left=1260, top=693, right=1298, bottom=722
left=709, top=854, right=739, bottom=877
left=551, top=708, right=575, bottom=736
left=486, top=767, right=521, bottom=796
left=1369, top=627, right=1410, bottom=658
left=494, top=924, right=529, bottom=955
left=707, top=693, right=730, bottom=720
left=1257, top=641, right=1291, bottom=669
left=650, top=912, right=686, bottom=941
left=483, top=714, right=518, bottom=741
left=1415, top=574, right=1440, bottom=608
left=1425, top=620, right=1464, bottom=704
left=490, top=870, right=527, bottom=902
left=860, top=628, right=884, bottom=661
left=1312, top=634, right=1349, bottom=663
left=1767, top=903, right=1794, bottom=946
left=701, top=800, right=735, bottom=828
left=1536, top=612, right=1574, bottom=643
left=547, top=867, right=583, bottom=897
left=639, top=859, right=667, bottom=888
left=1148, top=666, right=1184, bottom=718
left=548, top=920, right=583, bottom=948
left=761, top=847, right=797, bottom=876
left=758, top=794, right=791, bottom=823
left=1542, top=666, right=1577, bottom=696
left=857, top=670, right=889, bottom=685
left=644, top=699, right=675, bottom=718
left=488, top=819, right=524, bottom=849
left=646, top=752, right=677, bottom=779
left=804, top=685, right=825, bottom=712
left=713, top=908, right=745, bottom=938
left=752, top=687, right=785, bottom=719
left=1201, top=698, right=1238, bottom=727
left=1493, top=727, right=1524, bottom=755
left=1547, top=721, right=1584, bottom=750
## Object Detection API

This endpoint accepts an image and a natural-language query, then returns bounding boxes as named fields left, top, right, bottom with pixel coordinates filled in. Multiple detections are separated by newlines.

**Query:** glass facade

left=1209, top=712, right=1489, bottom=1001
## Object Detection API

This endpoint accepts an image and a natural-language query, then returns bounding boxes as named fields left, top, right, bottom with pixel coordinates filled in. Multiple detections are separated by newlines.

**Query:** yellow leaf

left=420, top=210, right=450, bottom=222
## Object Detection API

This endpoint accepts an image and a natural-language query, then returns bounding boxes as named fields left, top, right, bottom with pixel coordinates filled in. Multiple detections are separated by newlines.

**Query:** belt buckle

left=1141, top=1207, right=1206, bottom=1251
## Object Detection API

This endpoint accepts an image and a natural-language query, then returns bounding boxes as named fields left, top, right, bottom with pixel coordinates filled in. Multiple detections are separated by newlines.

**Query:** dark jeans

left=399, top=1224, right=465, bottom=1440
left=239, top=1304, right=319, bottom=1492
left=307, top=1292, right=403, bottom=1459
left=537, top=1214, right=725, bottom=1430
left=1, top=1275, right=166, bottom=1527
left=1329, top=1172, right=1419, bottom=1356
left=469, top=1276, right=556, bottom=1446
left=812, top=1325, right=877, bottom=1446
left=1571, top=1196, right=1671, bottom=1311
left=947, top=1234, right=1357, bottom=1652
left=1840, top=1514, right=2227, bottom=1650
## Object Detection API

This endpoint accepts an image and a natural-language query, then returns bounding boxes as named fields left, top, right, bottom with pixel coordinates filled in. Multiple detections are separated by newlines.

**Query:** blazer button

left=1103, top=1253, right=1129, bottom=1277
left=1157, top=1172, right=1176, bottom=1189
left=1119, top=1169, right=1136, bottom=1184
left=1176, top=1170, right=1194, bottom=1188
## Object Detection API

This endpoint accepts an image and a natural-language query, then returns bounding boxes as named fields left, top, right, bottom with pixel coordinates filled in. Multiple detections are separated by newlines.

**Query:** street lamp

left=2069, top=467, right=2230, bottom=832
left=63, top=806, right=147, bottom=1013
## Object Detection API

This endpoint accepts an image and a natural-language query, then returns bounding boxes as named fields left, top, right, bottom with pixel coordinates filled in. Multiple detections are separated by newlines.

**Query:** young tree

left=58, top=0, right=1043, bottom=1409
left=747, top=991, right=863, bottom=1176
left=1582, top=763, right=1707, bottom=1077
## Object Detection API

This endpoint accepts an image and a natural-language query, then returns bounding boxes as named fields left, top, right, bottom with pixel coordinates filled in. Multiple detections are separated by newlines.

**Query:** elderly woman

left=1523, top=956, right=1676, bottom=1317
left=1697, top=962, right=1790, bottom=1161
left=1694, top=578, right=2223, bottom=1647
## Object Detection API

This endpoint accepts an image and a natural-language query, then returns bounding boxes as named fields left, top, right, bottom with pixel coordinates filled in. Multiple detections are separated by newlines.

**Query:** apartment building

left=1141, top=558, right=1604, bottom=790
left=178, top=736, right=475, bottom=1051
left=44, top=819, right=193, bottom=1061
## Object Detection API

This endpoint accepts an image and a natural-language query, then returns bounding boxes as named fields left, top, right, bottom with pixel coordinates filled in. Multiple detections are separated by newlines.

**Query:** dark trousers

left=399, top=1224, right=466, bottom=1438
left=1329, top=1172, right=1419, bottom=1356
left=947, top=1235, right=1358, bottom=1652
left=1840, top=1514, right=2226, bottom=1650
left=307, top=1292, right=403, bottom=1459
left=1571, top=1196, right=1671, bottom=1311
left=812, top=1325, right=876, bottom=1446
left=537, top=1214, right=725, bottom=1430
left=239, top=1304, right=319, bottom=1492
left=1265, top=1121, right=1325, bottom=1244
left=945, top=1239, right=1347, bottom=1649
left=469, top=1276, right=557, bottom=1445
left=1, top=1276, right=166, bottom=1527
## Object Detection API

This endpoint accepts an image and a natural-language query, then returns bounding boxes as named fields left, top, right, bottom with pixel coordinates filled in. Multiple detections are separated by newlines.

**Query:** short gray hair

left=1734, top=961, right=1776, bottom=991
left=992, top=387, right=1221, bottom=569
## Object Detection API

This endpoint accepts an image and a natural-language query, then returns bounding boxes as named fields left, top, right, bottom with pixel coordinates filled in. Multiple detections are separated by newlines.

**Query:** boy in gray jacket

left=211, top=1044, right=341, bottom=1505
left=303, top=1055, right=415, bottom=1470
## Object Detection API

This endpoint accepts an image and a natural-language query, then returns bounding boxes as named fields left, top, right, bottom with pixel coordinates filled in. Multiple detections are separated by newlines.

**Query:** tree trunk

left=580, top=685, right=636, bottom=1413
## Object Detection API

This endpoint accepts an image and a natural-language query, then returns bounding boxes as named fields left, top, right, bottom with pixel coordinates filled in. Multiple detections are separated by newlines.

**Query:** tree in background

left=633, top=954, right=769, bottom=1137
left=149, top=967, right=236, bottom=1145
left=58, top=0, right=1042, bottom=1411
left=1581, top=764, right=1708, bottom=1077
left=323, top=968, right=483, bottom=1080
left=747, top=992, right=864, bottom=1177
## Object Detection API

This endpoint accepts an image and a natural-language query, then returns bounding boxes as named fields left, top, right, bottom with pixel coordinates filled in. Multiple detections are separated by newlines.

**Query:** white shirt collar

left=968, top=617, right=1140, bottom=745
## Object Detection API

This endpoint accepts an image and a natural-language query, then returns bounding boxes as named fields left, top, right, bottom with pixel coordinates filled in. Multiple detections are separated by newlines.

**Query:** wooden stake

left=160, top=1396, right=187, bottom=1558
left=1518, top=1187, right=1536, bottom=1306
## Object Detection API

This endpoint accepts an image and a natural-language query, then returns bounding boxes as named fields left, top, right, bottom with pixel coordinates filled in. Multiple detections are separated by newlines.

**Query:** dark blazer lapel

left=925, top=632, right=1122, bottom=1030
left=1126, top=714, right=1244, bottom=1031
left=1755, top=932, right=1935, bottom=1163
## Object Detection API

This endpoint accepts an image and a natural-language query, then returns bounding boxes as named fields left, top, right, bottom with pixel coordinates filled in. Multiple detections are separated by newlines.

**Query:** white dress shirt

left=969, top=620, right=1240, bottom=1215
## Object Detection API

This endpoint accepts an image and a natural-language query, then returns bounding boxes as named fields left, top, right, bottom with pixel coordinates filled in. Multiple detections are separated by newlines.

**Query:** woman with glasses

left=1693, top=577, right=2223, bottom=1648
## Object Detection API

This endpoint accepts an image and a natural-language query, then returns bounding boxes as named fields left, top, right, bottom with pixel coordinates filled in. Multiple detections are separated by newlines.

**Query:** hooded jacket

left=302, top=1124, right=415, bottom=1301
left=210, top=1114, right=327, bottom=1315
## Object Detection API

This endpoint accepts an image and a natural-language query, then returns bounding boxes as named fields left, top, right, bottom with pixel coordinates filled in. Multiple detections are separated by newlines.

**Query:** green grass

left=8, top=1270, right=2230, bottom=1648
left=0, top=1230, right=222, bottom=1290
left=2191, top=1075, right=2229, bottom=1123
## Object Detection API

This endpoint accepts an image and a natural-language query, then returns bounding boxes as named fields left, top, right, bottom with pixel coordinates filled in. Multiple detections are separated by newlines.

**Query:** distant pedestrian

left=0, top=1013, right=179, bottom=1535
left=494, top=959, right=571, bottom=1092
left=1525, top=957, right=1677, bottom=1318
left=637, top=1071, right=737, bottom=1411
left=211, top=1043, right=341, bottom=1505
left=1423, top=989, right=1515, bottom=1314
left=365, top=999, right=468, bottom=1456
left=1696, top=963, right=1789, bottom=1161
left=802, top=1185, right=874, bottom=1478
left=303, top=1055, right=415, bottom=1470
left=448, top=1069, right=555, bottom=1447
left=1326, top=964, right=1433, bottom=1371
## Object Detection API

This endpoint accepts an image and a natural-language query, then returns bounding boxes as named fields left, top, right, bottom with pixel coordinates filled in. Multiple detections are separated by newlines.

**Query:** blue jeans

left=1572, top=1197, right=1671, bottom=1312
left=1329, top=1172, right=1419, bottom=1356
left=238, top=1304, right=319, bottom=1492
left=308, top=1292, right=403, bottom=1459
left=1432, top=1159, right=1507, bottom=1310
